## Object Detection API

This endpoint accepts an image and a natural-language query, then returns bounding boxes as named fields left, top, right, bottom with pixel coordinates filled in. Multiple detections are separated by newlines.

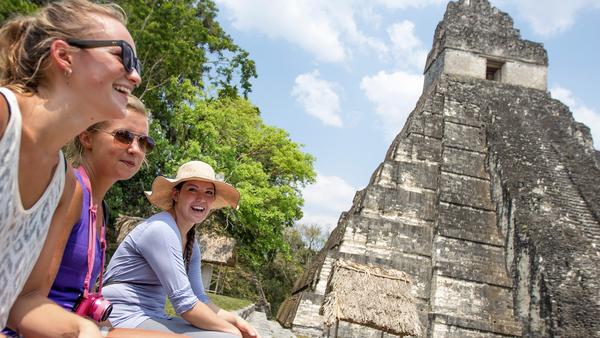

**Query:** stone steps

left=246, top=310, right=296, bottom=338
left=539, top=146, right=600, bottom=247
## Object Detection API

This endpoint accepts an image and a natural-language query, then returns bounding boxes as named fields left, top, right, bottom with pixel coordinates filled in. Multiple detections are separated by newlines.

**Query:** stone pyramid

left=277, top=0, right=600, bottom=337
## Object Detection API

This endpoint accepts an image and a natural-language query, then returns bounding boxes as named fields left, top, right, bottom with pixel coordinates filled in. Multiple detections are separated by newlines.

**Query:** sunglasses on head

left=95, top=128, right=155, bottom=154
left=66, top=39, right=142, bottom=75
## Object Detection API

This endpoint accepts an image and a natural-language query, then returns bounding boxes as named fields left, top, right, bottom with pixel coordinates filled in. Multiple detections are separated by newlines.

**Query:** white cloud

left=299, top=173, right=356, bottom=232
left=215, top=0, right=346, bottom=62
left=551, top=86, right=600, bottom=149
left=361, top=70, right=423, bottom=138
left=374, top=0, right=447, bottom=9
left=215, top=0, right=443, bottom=63
left=292, top=70, right=343, bottom=127
left=387, top=20, right=428, bottom=70
left=505, top=0, right=600, bottom=36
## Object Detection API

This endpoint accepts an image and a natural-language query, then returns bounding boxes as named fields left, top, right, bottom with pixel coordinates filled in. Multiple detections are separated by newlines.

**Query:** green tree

left=117, top=0, right=257, bottom=117
left=0, top=0, right=38, bottom=22
left=129, top=91, right=316, bottom=268
left=219, top=223, right=327, bottom=317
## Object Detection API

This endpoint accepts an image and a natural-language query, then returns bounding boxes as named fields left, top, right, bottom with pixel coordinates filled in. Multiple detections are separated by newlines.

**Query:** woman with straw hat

left=103, top=161, right=260, bottom=338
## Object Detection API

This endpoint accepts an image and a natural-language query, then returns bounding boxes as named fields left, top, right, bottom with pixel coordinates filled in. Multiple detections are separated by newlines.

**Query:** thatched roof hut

left=321, top=259, right=421, bottom=337
left=115, top=215, right=144, bottom=244
left=114, top=215, right=236, bottom=266
left=197, top=231, right=236, bottom=267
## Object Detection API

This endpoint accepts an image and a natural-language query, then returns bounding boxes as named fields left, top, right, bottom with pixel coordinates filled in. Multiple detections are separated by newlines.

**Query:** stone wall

left=423, top=45, right=547, bottom=91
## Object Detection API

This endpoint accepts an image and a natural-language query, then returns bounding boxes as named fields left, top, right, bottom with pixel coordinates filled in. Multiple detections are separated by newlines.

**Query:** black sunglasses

left=66, top=39, right=142, bottom=75
left=95, top=128, right=155, bottom=154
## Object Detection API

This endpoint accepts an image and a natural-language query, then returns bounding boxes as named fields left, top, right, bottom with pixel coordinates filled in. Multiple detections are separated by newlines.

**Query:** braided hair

left=174, top=181, right=197, bottom=272
left=183, top=226, right=196, bottom=272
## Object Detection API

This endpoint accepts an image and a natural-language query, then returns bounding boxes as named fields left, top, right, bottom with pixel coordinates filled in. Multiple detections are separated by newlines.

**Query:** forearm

left=8, top=294, right=101, bottom=338
left=215, top=308, right=239, bottom=326
left=209, top=303, right=259, bottom=338
left=181, top=301, right=241, bottom=336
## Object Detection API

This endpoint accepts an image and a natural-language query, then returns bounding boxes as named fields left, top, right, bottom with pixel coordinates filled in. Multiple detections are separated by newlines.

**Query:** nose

left=127, top=137, right=144, bottom=155
left=127, top=68, right=142, bottom=87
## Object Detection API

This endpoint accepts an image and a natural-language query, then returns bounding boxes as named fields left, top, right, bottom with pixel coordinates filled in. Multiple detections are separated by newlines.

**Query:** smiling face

left=81, top=109, right=148, bottom=183
left=171, top=180, right=216, bottom=227
left=69, top=14, right=141, bottom=121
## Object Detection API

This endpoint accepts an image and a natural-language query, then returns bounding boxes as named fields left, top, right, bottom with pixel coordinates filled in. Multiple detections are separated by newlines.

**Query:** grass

left=165, top=293, right=253, bottom=316
left=208, top=293, right=253, bottom=311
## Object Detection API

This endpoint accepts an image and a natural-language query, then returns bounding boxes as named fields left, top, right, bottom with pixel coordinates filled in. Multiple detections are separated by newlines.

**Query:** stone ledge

left=437, top=202, right=503, bottom=246
left=443, top=146, right=490, bottom=179
left=433, top=313, right=522, bottom=337
left=433, top=236, right=512, bottom=287
left=444, top=121, right=487, bottom=153
left=431, top=274, right=520, bottom=334
left=236, top=303, right=255, bottom=319
left=440, top=172, right=495, bottom=210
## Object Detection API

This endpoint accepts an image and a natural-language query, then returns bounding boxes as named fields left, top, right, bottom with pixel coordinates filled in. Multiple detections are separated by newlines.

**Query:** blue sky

left=213, top=0, right=600, bottom=232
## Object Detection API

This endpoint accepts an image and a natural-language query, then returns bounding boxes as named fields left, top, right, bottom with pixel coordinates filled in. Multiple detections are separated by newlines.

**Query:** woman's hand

left=234, top=316, right=260, bottom=338
left=181, top=301, right=242, bottom=336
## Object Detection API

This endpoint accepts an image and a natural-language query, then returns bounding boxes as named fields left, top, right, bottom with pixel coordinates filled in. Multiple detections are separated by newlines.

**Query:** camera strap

left=77, top=166, right=107, bottom=298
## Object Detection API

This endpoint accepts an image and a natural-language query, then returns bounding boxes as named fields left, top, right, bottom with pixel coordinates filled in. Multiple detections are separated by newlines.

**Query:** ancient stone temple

left=277, top=0, right=600, bottom=337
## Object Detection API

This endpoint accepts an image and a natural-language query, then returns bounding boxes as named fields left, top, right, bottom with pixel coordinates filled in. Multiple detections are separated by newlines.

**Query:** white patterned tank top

left=0, top=87, right=65, bottom=328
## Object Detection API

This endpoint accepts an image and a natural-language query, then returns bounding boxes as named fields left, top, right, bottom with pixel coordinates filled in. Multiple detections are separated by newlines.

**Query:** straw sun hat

left=145, top=161, right=240, bottom=211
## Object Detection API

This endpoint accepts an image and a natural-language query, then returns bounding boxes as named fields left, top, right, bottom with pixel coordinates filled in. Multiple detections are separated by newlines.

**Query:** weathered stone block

left=362, top=186, right=437, bottom=221
left=376, top=161, right=439, bottom=190
left=444, top=121, right=486, bottom=152
left=396, top=160, right=439, bottom=190
left=391, top=137, right=413, bottom=162
left=433, top=313, right=523, bottom=337
left=444, top=99, right=483, bottom=126
left=346, top=215, right=433, bottom=257
left=443, top=146, right=490, bottom=179
left=411, top=134, right=443, bottom=162
left=409, top=112, right=443, bottom=139
left=440, top=172, right=495, bottom=210
left=433, top=236, right=511, bottom=287
left=440, top=49, right=487, bottom=80
left=438, top=202, right=503, bottom=246
left=431, top=275, right=522, bottom=336
left=502, top=61, right=547, bottom=91
left=432, top=322, right=512, bottom=338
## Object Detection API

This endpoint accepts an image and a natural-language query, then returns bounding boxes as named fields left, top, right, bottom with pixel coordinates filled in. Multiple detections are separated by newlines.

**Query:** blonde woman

left=0, top=0, right=140, bottom=336
left=103, top=161, right=260, bottom=338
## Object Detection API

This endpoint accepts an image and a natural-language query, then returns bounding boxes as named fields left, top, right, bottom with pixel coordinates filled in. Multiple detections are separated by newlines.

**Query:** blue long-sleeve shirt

left=102, top=211, right=210, bottom=328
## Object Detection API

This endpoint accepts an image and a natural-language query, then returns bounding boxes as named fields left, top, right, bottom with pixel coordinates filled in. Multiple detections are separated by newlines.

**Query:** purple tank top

left=48, top=169, right=103, bottom=311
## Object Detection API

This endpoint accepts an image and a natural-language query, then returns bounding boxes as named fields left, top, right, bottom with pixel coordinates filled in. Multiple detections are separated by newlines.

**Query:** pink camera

left=73, top=293, right=113, bottom=322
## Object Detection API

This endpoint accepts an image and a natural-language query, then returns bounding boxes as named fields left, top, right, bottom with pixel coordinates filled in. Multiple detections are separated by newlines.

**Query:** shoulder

left=0, top=89, right=10, bottom=139
left=55, top=166, right=83, bottom=226
left=131, top=212, right=180, bottom=244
